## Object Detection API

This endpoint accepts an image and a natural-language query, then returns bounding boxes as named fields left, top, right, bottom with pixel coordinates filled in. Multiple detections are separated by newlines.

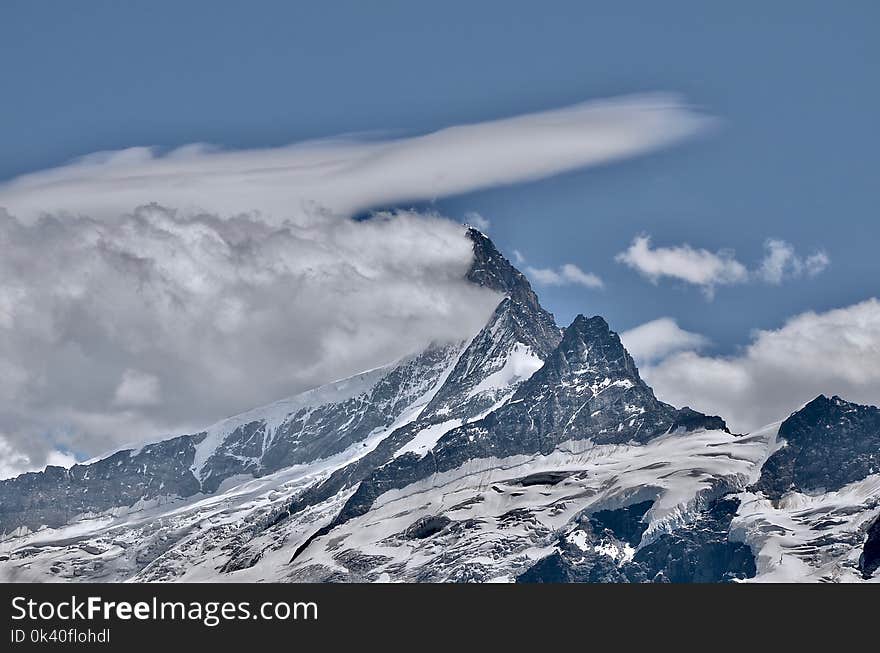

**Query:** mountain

left=0, top=228, right=526, bottom=535
left=324, top=313, right=726, bottom=530
left=753, top=394, right=880, bottom=499
left=0, top=346, right=465, bottom=534
left=0, top=228, right=878, bottom=583
left=733, top=396, right=880, bottom=582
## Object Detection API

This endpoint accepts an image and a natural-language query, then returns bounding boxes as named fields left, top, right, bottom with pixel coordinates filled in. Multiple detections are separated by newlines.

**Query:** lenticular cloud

left=0, top=94, right=712, bottom=225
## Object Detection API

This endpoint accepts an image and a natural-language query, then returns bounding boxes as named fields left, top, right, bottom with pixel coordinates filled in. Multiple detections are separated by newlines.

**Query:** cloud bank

left=635, top=299, right=880, bottom=432
left=0, top=207, right=501, bottom=477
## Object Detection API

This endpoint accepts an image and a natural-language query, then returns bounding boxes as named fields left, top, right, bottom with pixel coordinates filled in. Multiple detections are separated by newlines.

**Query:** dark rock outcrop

left=754, top=395, right=880, bottom=499
left=859, top=514, right=880, bottom=579
left=333, top=313, right=726, bottom=526
left=517, top=498, right=755, bottom=583
left=0, top=435, right=202, bottom=534
left=631, top=498, right=755, bottom=583
left=465, top=227, right=560, bottom=354
left=590, top=500, right=654, bottom=547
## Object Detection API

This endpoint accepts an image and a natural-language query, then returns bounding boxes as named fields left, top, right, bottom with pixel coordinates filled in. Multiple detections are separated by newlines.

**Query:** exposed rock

left=404, top=516, right=452, bottom=539
left=859, top=514, right=880, bottom=579
left=754, top=395, right=880, bottom=499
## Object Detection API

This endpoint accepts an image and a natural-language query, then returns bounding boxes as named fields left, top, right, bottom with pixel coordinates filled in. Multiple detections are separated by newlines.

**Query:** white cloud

left=560, top=264, right=604, bottom=289
left=526, top=263, right=604, bottom=289
left=0, top=206, right=502, bottom=477
left=0, top=94, right=711, bottom=225
left=45, top=449, right=78, bottom=469
left=616, top=234, right=829, bottom=298
left=0, top=435, right=31, bottom=480
left=638, top=298, right=880, bottom=432
left=0, top=435, right=76, bottom=480
left=525, top=267, right=563, bottom=285
left=620, top=317, right=710, bottom=364
left=804, top=251, right=831, bottom=277
left=758, top=239, right=797, bottom=284
left=512, top=250, right=526, bottom=265
left=464, top=212, right=491, bottom=232
left=758, top=238, right=830, bottom=284
left=615, top=235, right=747, bottom=298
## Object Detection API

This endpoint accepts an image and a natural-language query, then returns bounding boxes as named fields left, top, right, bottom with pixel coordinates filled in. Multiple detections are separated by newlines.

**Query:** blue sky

left=2, top=1, right=877, bottom=354
left=1, top=1, right=879, bottom=472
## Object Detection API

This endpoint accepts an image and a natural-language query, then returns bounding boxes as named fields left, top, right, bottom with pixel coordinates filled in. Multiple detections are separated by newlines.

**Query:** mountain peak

left=465, top=227, right=528, bottom=295
left=464, top=225, right=489, bottom=239
left=555, top=314, right=632, bottom=373
left=797, top=393, right=866, bottom=418
left=568, top=314, right=611, bottom=334
left=465, top=226, right=561, bottom=354
left=754, top=393, right=880, bottom=498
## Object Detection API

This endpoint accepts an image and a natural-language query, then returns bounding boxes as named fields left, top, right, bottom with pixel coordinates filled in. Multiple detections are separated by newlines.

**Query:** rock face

left=197, top=344, right=463, bottom=492
left=731, top=400, right=880, bottom=583
left=1, top=227, right=878, bottom=584
left=630, top=498, right=756, bottom=583
left=331, top=312, right=726, bottom=527
left=516, top=498, right=754, bottom=583
left=0, top=347, right=462, bottom=534
left=465, top=228, right=561, bottom=355
left=859, top=515, right=880, bottom=579
left=0, top=435, right=202, bottom=535
left=754, top=395, right=880, bottom=499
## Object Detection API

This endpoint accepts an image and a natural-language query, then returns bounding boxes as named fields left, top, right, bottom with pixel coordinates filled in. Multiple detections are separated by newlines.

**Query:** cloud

left=615, top=235, right=747, bottom=298
left=525, top=263, right=604, bottom=289
left=559, top=264, right=604, bottom=289
left=0, top=93, right=713, bottom=478
left=464, top=212, right=491, bottom=232
left=616, top=234, right=829, bottom=298
left=758, top=238, right=830, bottom=284
left=0, top=94, right=711, bottom=225
left=0, top=435, right=75, bottom=481
left=0, top=206, right=502, bottom=478
left=804, top=252, right=831, bottom=277
left=113, top=369, right=161, bottom=407
left=620, top=317, right=710, bottom=364
left=637, top=298, right=880, bottom=432
left=0, top=436, right=30, bottom=481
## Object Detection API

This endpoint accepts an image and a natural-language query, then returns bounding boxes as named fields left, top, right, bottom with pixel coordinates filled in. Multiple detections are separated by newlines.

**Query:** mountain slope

left=731, top=396, right=880, bottom=582
left=0, top=226, right=566, bottom=580
left=0, top=228, right=512, bottom=537
left=1, top=229, right=878, bottom=584
left=752, top=394, right=880, bottom=499
left=327, top=313, right=726, bottom=528
left=0, top=345, right=463, bottom=535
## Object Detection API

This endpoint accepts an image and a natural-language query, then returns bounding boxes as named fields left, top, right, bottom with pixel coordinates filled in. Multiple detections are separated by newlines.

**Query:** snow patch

left=467, top=343, right=543, bottom=398
left=394, top=419, right=463, bottom=459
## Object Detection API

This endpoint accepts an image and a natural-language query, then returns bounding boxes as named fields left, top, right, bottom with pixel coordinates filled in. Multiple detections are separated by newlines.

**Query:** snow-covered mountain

left=1, top=229, right=878, bottom=583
